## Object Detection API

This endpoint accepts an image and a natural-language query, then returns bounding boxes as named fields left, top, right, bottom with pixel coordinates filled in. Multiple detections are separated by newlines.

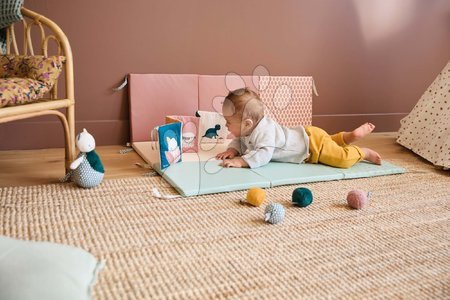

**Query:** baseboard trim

left=312, top=113, right=407, bottom=133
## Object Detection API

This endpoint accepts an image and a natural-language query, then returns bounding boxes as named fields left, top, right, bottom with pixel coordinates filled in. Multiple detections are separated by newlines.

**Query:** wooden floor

left=0, top=132, right=440, bottom=187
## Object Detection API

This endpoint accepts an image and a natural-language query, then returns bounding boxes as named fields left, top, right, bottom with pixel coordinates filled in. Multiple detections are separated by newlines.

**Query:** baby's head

left=222, top=88, right=264, bottom=137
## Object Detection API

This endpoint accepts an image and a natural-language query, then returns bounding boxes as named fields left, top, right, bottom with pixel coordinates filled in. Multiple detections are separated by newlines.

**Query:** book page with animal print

left=196, top=111, right=230, bottom=144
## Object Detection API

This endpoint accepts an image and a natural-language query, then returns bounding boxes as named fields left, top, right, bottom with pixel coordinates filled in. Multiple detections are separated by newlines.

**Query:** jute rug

left=1, top=157, right=449, bottom=299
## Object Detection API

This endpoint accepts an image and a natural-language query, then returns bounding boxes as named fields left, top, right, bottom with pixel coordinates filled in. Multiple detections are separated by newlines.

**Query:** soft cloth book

left=165, top=115, right=199, bottom=153
left=151, top=122, right=182, bottom=169
left=195, top=110, right=230, bottom=144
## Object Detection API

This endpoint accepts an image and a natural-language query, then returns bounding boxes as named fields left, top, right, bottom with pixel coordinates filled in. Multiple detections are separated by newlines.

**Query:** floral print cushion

left=0, top=55, right=65, bottom=107
left=26, top=55, right=65, bottom=88
left=0, top=78, right=49, bottom=107
left=0, top=55, right=29, bottom=78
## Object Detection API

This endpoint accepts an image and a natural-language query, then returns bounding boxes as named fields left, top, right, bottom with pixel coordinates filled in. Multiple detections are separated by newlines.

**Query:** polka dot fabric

left=259, top=76, right=315, bottom=127
left=397, top=61, right=450, bottom=168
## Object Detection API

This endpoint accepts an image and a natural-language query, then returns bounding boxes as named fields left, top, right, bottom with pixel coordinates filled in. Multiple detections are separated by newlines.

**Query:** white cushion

left=0, top=236, right=103, bottom=300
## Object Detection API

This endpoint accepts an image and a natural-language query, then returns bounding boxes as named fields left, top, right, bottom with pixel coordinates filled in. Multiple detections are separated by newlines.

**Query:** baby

left=216, top=88, right=382, bottom=169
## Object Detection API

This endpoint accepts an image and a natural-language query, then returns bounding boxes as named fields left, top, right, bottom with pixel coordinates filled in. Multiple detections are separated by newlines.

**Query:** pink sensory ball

left=346, top=189, right=369, bottom=209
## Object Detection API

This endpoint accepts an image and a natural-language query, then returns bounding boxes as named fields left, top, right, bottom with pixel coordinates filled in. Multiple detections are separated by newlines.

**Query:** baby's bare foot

left=361, top=147, right=382, bottom=165
left=344, top=122, right=375, bottom=144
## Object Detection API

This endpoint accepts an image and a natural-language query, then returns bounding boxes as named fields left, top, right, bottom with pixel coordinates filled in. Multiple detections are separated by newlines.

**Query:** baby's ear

left=244, top=118, right=254, bottom=128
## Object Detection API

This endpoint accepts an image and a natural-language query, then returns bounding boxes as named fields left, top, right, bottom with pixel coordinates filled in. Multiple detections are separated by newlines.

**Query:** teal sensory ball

left=292, top=187, right=313, bottom=207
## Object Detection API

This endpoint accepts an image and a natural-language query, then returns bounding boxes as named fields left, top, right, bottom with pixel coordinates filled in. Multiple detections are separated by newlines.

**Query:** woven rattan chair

left=0, top=7, right=75, bottom=172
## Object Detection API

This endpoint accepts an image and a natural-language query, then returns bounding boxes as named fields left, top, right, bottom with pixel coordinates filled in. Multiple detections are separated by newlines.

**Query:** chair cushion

left=0, top=55, right=65, bottom=88
left=0, top=55, right=29, bottom=78
left=0, top=77, right=49, bottom=107
left=26, top=55, right=65, bottom=88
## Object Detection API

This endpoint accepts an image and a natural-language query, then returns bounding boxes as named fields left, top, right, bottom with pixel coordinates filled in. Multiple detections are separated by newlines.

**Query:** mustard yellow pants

left=305, top=126, right=364, bottom=169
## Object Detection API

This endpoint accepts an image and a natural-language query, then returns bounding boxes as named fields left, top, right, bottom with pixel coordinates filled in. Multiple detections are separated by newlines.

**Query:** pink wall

left=1, top=0, right=449, bottom=149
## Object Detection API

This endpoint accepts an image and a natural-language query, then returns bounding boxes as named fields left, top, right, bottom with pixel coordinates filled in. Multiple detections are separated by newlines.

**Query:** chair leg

left=66, top=104, right=76, bottom=173
left=49, top=108, right=75, bottom=174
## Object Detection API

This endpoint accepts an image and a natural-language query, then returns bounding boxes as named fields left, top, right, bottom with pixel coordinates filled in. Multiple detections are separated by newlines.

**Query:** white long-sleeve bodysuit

left=227, top=116, right=310, bottom=168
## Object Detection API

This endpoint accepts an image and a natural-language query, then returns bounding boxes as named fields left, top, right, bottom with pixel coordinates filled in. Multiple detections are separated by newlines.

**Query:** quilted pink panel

left=259, top=76, right=315, bottom=127
left=129, top=74, right=199, bottom=142
left=198, top=75, right=259, bottom=113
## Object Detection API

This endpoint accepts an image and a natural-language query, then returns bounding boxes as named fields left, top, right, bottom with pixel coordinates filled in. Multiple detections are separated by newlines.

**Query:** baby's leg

left=342, top=122, right=375, bottom=144
left=306, top=125, right=381, bottom=168
left=318, top=141, right=365, bottom=168
left=329, top=132, right=346, bottom=146
left=318, top=137, right=381, bottom=168
left=360, top=147, right=382, bottom=165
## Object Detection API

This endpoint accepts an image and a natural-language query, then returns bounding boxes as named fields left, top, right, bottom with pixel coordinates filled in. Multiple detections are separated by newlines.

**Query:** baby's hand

left=216, top=148, right=239, bottom=160
left=220, top=157, right=249, bottom=168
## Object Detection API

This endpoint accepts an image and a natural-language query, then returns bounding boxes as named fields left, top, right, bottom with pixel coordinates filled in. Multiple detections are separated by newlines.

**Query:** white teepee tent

left=397, top=61, right=450, bottom=169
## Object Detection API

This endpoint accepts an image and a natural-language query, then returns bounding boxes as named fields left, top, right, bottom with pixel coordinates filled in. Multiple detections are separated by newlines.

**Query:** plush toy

left=292, top=187, right=313, bottom=207
left=264, top=203, right=285, bottom=224
left=347, top=190, right=371, bottom=209
left=241, top=187, right=266, bottom=207
left=62, top=129, right=104, bottom=188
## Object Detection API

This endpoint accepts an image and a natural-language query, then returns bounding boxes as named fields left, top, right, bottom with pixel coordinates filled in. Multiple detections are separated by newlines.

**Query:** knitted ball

left=264, top=203, right=285, bottom=224
left=347, top=190, right=370, bottom=209
left=246, top=187, right=266, bottom=207
left=292, top=187, right=313, bottom=207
